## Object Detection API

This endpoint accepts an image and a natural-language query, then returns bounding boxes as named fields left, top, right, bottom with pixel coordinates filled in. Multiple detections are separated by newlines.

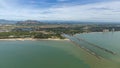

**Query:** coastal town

left=0, top=20, right=120, bottom=40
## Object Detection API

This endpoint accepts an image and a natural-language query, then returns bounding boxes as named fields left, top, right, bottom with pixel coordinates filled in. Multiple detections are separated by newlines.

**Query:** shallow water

left=0, top=35, right=120, bottom=68
left=63, top=31, right=120, bottom=68
left=0, top=40, right=89, bottom=68
left=74, top=31, right=120, bottom=63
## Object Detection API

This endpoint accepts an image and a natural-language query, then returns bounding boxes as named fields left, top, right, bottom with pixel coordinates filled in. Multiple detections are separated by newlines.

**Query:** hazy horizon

left=0, top=0, right=120, bottom=23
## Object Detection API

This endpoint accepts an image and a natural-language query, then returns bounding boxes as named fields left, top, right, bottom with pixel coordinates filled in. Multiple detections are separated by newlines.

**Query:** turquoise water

left=0, top=40, right=89, bottom=68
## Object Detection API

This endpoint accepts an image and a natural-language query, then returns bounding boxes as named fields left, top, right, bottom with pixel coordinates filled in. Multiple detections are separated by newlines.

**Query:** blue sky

left=0, top=0, right=120, bottom=22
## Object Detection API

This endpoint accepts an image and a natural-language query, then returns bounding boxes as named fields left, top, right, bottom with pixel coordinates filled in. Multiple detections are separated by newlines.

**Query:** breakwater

left=62, top=34, right=102, bottom=59
left=74, top=36, right=116, bottom=55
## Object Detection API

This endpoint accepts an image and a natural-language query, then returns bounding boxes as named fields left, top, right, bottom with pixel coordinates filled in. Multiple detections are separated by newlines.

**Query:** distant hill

left=0, top=19, right=119, bottom=25
left=16, top=20, right=45, bottom=25
left=0, top=19, right=17, bottom=24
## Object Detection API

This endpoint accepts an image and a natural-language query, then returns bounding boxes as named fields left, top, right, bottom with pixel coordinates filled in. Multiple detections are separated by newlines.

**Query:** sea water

left=0, top=40, right=89, bottom=68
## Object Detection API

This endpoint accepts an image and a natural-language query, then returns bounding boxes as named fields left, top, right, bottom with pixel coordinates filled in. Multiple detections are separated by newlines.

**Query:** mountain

left=0, top=19, right=17, bottom=24
left=16, top=20, right=44, bottom=25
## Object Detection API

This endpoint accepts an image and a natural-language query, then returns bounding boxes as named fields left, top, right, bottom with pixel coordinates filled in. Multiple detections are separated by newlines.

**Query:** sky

left=0, top=0, right=120, bottom=22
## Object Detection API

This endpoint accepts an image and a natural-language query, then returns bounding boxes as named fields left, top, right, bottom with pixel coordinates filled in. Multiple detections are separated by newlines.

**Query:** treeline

left=35, top=27, right=84, bottom=34
left=0, top=32, right=64, bottom=39
left=11, top=26, right=85, bottom=39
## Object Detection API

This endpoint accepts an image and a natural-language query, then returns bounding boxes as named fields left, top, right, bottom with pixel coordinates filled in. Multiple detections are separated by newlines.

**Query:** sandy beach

left=0, top=38, right=69, bottom=41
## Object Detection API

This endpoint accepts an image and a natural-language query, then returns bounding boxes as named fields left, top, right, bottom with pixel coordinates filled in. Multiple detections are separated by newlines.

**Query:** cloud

left=89, top=7, right=113, bottom=11
left=0, top=0, right=120, bottom=22
left=57, top=0, right=68, bottom=2
left=45, top=1, right=120, bottom=22
left=0, top=0, right=9, bottom=9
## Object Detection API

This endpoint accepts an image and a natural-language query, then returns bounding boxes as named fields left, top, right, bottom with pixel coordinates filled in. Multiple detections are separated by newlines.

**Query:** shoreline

left=0, top=38, right=70, bottom=41
left=74, top=31, right=120, bottom=36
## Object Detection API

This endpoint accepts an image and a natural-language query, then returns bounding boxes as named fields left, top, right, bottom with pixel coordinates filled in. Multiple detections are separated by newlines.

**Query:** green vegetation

left=0, top=31, right=65, bottom=39
left=0, top=21, right=120, bottom=39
